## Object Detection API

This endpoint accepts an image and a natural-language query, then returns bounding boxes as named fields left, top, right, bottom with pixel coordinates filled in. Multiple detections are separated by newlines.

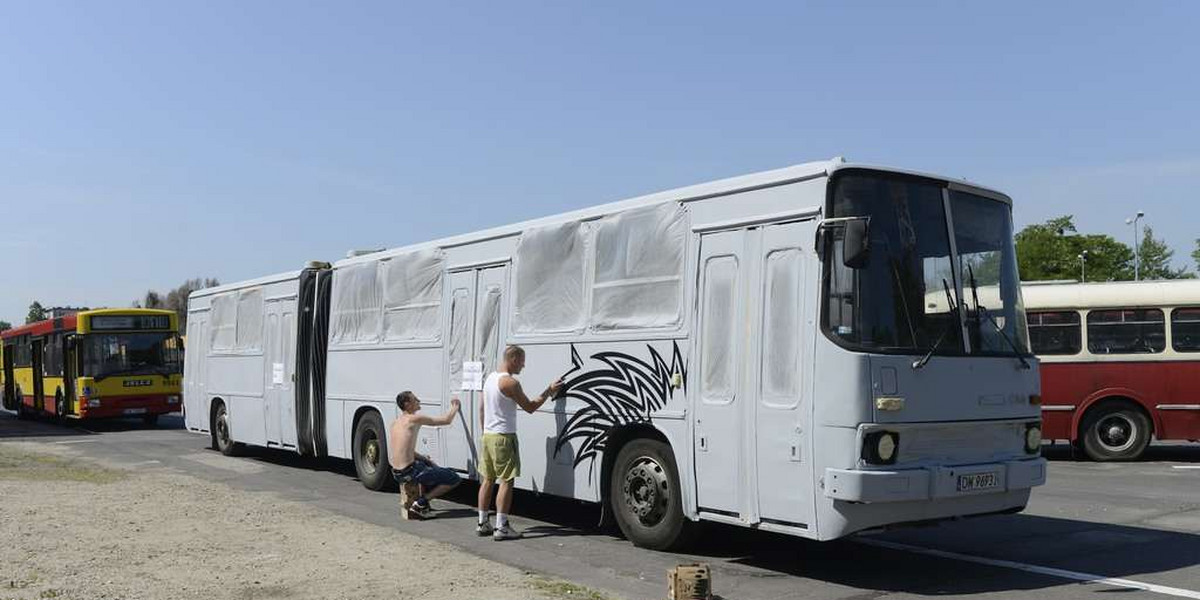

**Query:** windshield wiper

left=966, top=265, right=1032, bottom=370
left=913, top=279, right=959, bottom=370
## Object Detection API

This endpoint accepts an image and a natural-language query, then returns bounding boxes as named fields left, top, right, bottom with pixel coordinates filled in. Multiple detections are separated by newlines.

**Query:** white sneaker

left=493, top=524, right=523, bottom=541
left=475, top=521, right=494, bottom=536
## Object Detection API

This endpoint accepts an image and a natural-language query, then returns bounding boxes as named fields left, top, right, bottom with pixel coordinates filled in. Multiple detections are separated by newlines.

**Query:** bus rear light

left=1024, top=423, right=1042, bottom=454
left=1029, top=394, right=1042, bottom=406
left=862, top=431, right=899, bottom=465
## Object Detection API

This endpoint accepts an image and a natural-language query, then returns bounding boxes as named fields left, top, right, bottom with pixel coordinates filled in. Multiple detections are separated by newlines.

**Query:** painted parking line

left=53, top=439, right=100, bottom=445
left=857, top=538, right=1200, bottom=599
left=1171, top=466, right=1200, bottom=470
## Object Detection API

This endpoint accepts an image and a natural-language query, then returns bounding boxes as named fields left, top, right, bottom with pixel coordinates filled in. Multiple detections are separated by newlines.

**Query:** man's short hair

left=504, top=345, right=525, bottom=362
left=396, top=391, right=417, bottom=409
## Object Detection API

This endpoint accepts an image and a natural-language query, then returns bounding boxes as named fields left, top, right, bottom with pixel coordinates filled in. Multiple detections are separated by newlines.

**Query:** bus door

left=694, top=230, right=748, bottom=517
left=31, top=338, right=45, bottom=413
left=753, top=221, right=816, bottom=530
left=184, top=315, right=209, bottom=431
left=263, top=299, right=297, bottom=447
left=2, top=343, right=14, bottom=411
left=442, top=264, right=508, bottom=477
left=694, top=222, right=817, bottom=528
left=63, top=336, right=78, bottom=414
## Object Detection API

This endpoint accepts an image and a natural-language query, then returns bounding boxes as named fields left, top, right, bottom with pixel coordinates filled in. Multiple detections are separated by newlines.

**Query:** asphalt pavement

left=3, top=411, right=1198, bottom=600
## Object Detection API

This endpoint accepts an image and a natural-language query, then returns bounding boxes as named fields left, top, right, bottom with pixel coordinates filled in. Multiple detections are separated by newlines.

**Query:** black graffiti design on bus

left=552, top=342, right=687, bottom=477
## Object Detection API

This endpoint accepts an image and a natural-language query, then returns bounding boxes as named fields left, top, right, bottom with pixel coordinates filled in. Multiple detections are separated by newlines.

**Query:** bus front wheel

left=211, top=403, right=242, bottom=456
left=609, top=438, right=693, bottom=551
left=352, top=411, right=395, bottom=492
left=1081, top=403, right=1151, bottom=462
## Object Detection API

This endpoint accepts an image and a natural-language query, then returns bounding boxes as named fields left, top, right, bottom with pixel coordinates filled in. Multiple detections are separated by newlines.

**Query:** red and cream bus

left=1023, top=280, right=1200, bottom=461
left=1, top=308, right=183, bottom=424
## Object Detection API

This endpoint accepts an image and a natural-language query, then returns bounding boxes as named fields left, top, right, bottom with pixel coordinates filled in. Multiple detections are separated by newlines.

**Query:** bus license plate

left=957, top=472, right=999, bottom=493
left=123, top=408, right=148, bottom=415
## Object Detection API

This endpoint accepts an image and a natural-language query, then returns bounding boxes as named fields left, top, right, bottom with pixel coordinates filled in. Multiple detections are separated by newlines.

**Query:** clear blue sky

left=2, top=1, right=1198, bottom=325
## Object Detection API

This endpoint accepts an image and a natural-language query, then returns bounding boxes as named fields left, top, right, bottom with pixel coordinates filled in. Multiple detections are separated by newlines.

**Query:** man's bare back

left=389, top=413, right=422, bottom=469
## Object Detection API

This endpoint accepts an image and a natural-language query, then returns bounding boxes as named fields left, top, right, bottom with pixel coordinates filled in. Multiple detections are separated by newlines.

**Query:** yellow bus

left=1, top=308, right=183, bottom=425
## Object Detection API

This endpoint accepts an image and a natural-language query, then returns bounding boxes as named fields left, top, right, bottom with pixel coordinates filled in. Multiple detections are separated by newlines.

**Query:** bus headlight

left=1025, top=424, right=1042, bottom=454
left=863, top=431, right=899, bottom=465
left=167, top=395, right=181, bottom=404
left=87, top=399, right=102, bottom=408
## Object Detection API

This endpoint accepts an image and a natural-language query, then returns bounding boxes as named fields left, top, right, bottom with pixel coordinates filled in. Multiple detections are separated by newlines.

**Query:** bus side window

left=1171, top=308, right=1200, bottom=353
left=1028, top=311, right=1081, bottom=355
left=1087, top=309, right=1165, bottom=355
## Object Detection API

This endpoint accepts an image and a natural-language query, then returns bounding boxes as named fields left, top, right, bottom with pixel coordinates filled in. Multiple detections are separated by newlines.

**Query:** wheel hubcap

left=622, top=456, right=670, bottom=526
left=363, top=435, right=379, bottom=474
left=217, top=412, right=230, bottom=446
left=1096, top=414, right=1136, bottom=452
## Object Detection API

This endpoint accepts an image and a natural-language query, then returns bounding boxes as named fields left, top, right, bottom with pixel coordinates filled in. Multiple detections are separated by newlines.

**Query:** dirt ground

left=0, top=442, right=610, bottom=600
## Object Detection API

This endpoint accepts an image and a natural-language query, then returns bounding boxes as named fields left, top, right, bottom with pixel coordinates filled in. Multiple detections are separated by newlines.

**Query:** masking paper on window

left=331, top=261, right=382, bottom=345
left=382, top=249, right=444, bottom=342
left=591, top=203, right=687, bottom=330
left=209, top=293, right=237, bottom=352
left=235, top=288, right=264, bottom=352
left=512, top=221, right=586, bottom=334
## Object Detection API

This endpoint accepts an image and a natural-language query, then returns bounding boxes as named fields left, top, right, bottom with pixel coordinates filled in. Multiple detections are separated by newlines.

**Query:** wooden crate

left=667, top=563, right=712, bottom=600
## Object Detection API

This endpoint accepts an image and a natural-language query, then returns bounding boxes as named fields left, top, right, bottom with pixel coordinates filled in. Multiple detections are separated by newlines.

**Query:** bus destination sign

left=90, top=315, right=172, bottom=331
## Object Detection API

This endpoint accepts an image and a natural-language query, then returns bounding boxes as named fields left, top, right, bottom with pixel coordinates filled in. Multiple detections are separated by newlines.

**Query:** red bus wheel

left=1081, top=404, right=1151, bottom=462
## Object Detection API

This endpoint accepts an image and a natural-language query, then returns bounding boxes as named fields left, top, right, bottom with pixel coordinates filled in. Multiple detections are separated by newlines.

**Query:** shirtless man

left=389, top=391, right=462, bottom=518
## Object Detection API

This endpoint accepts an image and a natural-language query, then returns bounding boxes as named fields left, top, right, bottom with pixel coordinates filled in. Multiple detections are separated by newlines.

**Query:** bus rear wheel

left=1081, top=403, right=1151, bottom=462
left=609, top=438, right=693, bottom=551
left=352, top=411, right=394, bottom=492
left=211, top=403, right=242, bottom=456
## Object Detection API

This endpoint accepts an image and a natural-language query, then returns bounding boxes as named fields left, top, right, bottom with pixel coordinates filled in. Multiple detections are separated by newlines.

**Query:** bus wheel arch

left=601, top=424, right=694, bottom=550
left=350, top=407, right=395, bottom=492
left=209, top=398, right=242, bottom=456
left=1077, top=397, right=1153, bottom=462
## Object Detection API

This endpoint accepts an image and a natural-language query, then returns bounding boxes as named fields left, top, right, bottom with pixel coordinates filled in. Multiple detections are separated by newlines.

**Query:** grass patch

left=529, top=576, right=616, bottom=600
left=0, top=445, right=125, bottom=484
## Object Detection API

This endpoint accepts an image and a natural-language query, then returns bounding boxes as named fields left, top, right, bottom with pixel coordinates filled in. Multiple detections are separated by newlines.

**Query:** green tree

left=26, top=301, right=46, bottom=324
left=1193, top=238, right=1200, bottom=272
left=1136, top=226, right=1190, bottom=280
left=1015, top=216, right=1134, bottom=282
left=0, top=321, right=11, bottom=332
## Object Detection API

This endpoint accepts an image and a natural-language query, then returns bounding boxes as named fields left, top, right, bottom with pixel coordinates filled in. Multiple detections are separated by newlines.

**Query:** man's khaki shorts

left=480, top=433, right=520, bottom=481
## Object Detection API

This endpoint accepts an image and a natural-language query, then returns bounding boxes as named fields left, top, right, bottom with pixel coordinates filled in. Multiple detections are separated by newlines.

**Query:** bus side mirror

left=843, top=219, right=870, bottom=269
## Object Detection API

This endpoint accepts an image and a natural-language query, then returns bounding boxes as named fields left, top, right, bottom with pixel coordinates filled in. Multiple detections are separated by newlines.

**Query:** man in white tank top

left=476, top=345, right=562, bottom=540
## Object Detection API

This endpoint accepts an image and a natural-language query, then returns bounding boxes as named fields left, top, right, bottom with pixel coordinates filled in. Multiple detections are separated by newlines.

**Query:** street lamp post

left=1078, top=250, right=1089, bottom=283
left=1126, top=210, right=1145, bottom=281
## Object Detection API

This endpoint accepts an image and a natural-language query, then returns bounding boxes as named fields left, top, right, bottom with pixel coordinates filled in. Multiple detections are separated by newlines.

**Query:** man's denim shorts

left=393, top=458, right=460, bottom=489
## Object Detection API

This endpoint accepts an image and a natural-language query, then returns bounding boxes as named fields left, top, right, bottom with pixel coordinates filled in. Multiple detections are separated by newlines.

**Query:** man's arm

left=412, top=398, right=461, bottom=427
left=499, top=376, right=562, bottom=414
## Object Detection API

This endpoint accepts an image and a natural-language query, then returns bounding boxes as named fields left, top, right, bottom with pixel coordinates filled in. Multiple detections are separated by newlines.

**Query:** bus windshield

left=82, top=332, right=182, bottom=379
left=823, top=172, right=1030, bottom=357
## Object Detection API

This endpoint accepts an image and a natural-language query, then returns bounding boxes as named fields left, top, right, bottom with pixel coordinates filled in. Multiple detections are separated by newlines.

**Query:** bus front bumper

left=823, top=457, right=1046, bottom=503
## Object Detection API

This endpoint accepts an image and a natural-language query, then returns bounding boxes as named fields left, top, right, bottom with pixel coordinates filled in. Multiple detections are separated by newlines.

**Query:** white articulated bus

left=184, top=158, right=1046, bottom=549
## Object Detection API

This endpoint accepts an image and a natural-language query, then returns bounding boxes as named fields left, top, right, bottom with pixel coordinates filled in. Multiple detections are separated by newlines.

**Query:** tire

left=142, top=414, right=159, bottom=427
left=352, top=411, right=394, bottom=492
left=1081, top=403, right=1151, bottom=462
left=609, top=438, right=693, bottom=551
left=211, top=402, right=242, bottom=456
left=55, top=390, right=66, bottom=418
